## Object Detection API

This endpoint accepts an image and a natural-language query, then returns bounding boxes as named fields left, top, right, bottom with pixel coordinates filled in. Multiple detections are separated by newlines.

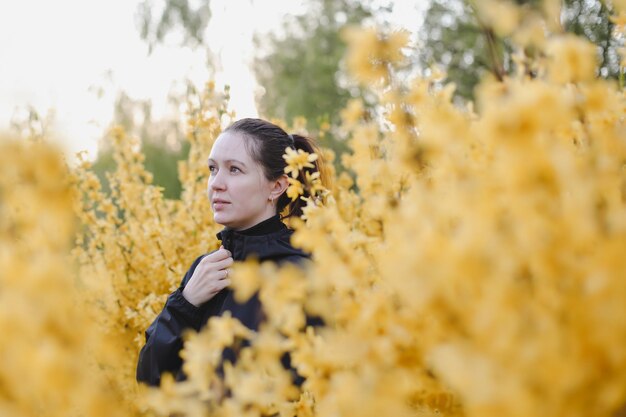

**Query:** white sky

left=0, top=0, right=422, bottom=161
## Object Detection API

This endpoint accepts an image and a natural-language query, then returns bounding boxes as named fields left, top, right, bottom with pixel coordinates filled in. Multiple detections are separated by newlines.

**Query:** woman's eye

left=230, top=166, right=241, bottom=173
left=208, top=165, right=216, bottom=173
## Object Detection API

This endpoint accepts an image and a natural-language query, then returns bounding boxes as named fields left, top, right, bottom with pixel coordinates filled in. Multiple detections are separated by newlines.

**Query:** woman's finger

left=213, top=257, right=233, bottom=271
left=205, top=248, right=232, bottom=263
left=212, top=277, right=230, bottom=294
left=219, top=268, right=230, bottom=280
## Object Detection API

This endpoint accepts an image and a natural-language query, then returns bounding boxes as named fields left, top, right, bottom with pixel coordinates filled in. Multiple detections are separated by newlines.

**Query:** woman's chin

left=212, top=212, right=228, bottom=225
left=213, top=213, right=238, bottom=228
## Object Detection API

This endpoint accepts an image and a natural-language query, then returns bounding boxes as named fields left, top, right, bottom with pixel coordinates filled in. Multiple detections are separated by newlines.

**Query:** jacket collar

left=215, top=215, right=308, bottom=262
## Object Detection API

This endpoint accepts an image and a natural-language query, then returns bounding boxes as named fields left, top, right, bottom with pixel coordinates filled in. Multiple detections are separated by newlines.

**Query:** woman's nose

left=209, top=170, right=226, bottom=191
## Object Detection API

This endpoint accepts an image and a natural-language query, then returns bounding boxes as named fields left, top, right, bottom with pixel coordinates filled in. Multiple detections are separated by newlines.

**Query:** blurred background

left=1, top=0, right=619, bottom=198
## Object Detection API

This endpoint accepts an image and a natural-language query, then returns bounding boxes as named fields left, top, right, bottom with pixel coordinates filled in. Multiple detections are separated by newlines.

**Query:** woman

left=136, top=118, right=326, bottom=387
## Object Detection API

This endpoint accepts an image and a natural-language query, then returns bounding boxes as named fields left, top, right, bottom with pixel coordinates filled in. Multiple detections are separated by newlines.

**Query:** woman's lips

left=212, top=200, right=230, bottom=210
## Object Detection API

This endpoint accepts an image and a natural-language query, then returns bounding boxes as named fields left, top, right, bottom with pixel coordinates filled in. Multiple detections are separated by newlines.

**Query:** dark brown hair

left=224, top=118, right=328, bottom=219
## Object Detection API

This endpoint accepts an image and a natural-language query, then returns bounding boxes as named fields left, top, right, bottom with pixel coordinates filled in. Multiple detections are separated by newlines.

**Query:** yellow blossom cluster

left=139, top=5, right=625, bottom=417
left=0, top=138, right=131, bottom=416
left=69, top=85, right=234, bottom=412
left=283, top=147, right=326, bottom=204
left=342, top=26, right=410, bottom=85
left=2, top=2, right=626, bottom=416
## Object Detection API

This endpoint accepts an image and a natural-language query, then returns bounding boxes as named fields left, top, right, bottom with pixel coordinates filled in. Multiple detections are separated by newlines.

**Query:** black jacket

left=136, top=215, right=310, bottom=386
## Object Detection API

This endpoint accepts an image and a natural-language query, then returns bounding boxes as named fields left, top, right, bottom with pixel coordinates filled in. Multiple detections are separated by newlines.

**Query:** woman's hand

left=182, top=246, right=233, bottom=307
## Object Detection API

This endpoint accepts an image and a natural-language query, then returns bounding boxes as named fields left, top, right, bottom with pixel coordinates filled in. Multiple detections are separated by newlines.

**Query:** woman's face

left=207, top=131, right=278, bottom=230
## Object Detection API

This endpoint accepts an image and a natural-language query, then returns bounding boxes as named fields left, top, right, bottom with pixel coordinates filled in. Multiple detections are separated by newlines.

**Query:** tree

left=562, top=0, right=620, bottom=77
left=420, top=0, right=619, bottom=101
left=134, top=0, right=381, bottom=167
left=134, top=0, right=379, bottom=126
left=136, top=0, right=212, bottom=53
left=253, top=0, right=373, bottom=129
left=419, top=0, right=498, bottom=100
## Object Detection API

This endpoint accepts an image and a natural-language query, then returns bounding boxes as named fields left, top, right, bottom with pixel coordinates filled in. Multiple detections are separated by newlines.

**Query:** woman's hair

left=224, top=118, right=329, bottom=219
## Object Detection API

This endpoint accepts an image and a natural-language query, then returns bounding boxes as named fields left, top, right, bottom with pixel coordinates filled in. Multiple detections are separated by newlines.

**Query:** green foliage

left=132, top=0, right=387, bottom=169
left=143, top=139, right=190, bottom=199
left=136, top=0, right=212, bottom=53
left=420, top=0, right=618, bottom=101
left=562, top=0, right=619, bottom=77
left=254, top=0, right=372, bottom=129
left=92, top=139, right=190, bottom=200
left=92, top=91, right=190, bottom=199
left=420, top=0, right=500, bottom=100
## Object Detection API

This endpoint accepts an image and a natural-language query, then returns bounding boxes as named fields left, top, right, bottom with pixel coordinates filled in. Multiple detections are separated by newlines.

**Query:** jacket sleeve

left=136, top=254, right=208, bottom=386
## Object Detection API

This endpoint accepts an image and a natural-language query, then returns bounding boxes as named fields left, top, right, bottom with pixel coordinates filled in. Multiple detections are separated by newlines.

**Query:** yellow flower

left=340, top=99, right=365, bottom=128
left=429, top=64, right=447, bottom=82
left=286, top=177, right=304, bottom=201
left=546, top=34, right=597, bottom=84
left=230, top=259, right=261, bottom=303
left=475, top=0, right=521, bottom=37
left=298, top=196, right=322, bottom=221
left=283, top=147, right=318, bottom=178
left=304, top=170, right=327, bottom=197
left=292, top=116, right=308, bottom=132
left=342, top=26, right=410, bottom=85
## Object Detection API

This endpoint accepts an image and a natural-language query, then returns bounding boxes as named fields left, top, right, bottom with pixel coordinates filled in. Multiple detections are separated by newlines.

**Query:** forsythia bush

left=70, top=84, right=233, bottom=416
left=2, top=1, right=626, bottom=416
left=0, top=139, right=130, bottom=416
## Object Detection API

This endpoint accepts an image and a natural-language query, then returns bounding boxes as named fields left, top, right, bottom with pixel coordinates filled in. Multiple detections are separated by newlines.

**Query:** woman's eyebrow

left=207, top=158, right=247, bottom=167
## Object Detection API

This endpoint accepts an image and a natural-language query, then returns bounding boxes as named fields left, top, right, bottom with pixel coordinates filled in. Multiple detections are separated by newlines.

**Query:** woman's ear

left=269, top=174, right=289, bottom=201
